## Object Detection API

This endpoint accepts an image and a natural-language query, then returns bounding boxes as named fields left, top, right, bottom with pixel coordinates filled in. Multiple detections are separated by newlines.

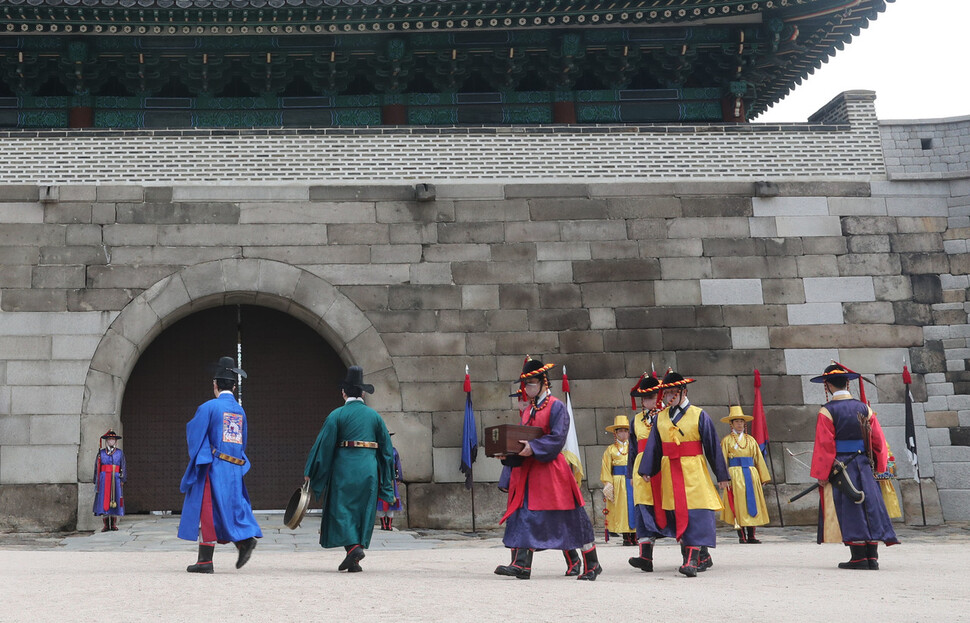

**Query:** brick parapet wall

left=0, top=92, right=885, bottom=184
left=1, top=175, right=966, bottom=529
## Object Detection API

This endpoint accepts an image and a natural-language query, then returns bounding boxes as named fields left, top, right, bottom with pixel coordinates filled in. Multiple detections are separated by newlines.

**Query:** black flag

left=903, top=365, right=919, bottom=482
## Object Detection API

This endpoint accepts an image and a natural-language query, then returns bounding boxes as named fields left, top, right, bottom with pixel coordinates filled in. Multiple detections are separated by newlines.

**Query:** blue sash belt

left=612, top=466, right=627, bottom=476
left=836, top=439, right=865, bottom=453
left=728, top=456, right=758, bottom=517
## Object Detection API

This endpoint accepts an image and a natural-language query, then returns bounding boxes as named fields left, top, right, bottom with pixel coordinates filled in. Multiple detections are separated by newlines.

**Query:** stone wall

left=1, top=176, right=965, bottom=531
left=881, top=115, right=970, bottom=181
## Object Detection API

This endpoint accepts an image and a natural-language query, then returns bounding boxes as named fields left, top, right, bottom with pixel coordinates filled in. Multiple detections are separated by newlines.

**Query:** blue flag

left=460, top=372, right=478, bottom=490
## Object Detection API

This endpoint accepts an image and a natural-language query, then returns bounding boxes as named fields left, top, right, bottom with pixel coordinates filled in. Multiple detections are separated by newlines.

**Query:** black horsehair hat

left=212, top=356, right=247, bottom=381
left=809, top=364, right=861, bottom=384
left=520, top=356, right=555, bottom=380
left=635, top=375, right=662, bottom=396
left=659, top=370, right=695, bottom=390
left=341, top=366, right=375, bottom=394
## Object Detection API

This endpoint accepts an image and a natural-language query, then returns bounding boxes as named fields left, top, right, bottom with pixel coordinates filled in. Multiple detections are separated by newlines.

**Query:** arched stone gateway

left=76, top=259, right=399, bottom=530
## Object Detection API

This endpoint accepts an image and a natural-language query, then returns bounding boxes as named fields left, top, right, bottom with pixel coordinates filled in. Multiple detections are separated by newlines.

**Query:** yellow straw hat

left=720, top=405, right=753, bottom=424
left=605, top=414, right=631, bottom=433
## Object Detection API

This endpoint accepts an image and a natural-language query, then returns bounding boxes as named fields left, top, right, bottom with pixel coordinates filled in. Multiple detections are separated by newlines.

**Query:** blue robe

left=177, top=392, right=263, bottom=543
left=93, top=448, right=126, bottom=517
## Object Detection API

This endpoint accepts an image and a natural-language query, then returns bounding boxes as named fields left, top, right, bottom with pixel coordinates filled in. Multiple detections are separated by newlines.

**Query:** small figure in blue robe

left=93, top=429, right=126, bottom=532
left=177, top=356, right=262, bottom=574
left=377, top=440, right=404, bottom=531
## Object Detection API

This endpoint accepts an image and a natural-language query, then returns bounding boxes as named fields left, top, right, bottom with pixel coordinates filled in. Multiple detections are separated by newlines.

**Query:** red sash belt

left=100, top=465, right=120, bottom=511
left=652, top=440, right=703, bottom=540
left=637, top=439, right=648, bottom=453
left=100, top=465, right=120, bottom=472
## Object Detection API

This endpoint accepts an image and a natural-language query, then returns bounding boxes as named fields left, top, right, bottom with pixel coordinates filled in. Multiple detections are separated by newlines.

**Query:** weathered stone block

left=555, top=353, right=627, bottom=379
left=769, top=324, right=924, bottom=349
left=32, top=265, right=85, bottom=289
left=452, top=261, right=533, bottom=284
left=386, top=286, right=460, bottom=313
left=382, top=332, right=465, bottom=357
left=0, top=265, right=32, bottom=288
left=764, top=237, right=803, bottom=256
left=681, top=196, right=752, bottom=217
left=787, top=302, right=843, bottom=325
left=843, top=301, right=895, bottom=324
left=677, top=349, right=786, bottom=375
left=481, top=310, right=527, bottom=333
left=0, top=289, right=68, bottom=312
left=536, top=241, right=591, bottom=261
left=437, top=222, right=505, bottom=244
left=307, top=186, right=409, bottom=202
left=803, top=276, right=875, bottom=303
left=841, top=216, right=897, bottom=235
left=899, top=252, right=950, bottom=275
left=776, top=215, right=842, bottom=237
left=602, top=329, right=662, bottom=352
left=406, top=482, right=507, bottom=530
left=409, top=262, right=452, bottom=285
left=371, top=244, right=422, bottom=264
left=615, top=306, right=696, bottom=329
left=827, top=196, right=887, bottom=216
left=702, top=238, right=764, bottom=257
left=731, top=326, right=769, bottom=349
left=375, top=200, right=455, bottom=224
left=847, top=235, right=890, bottom=253
left=838, top=348, right=911, bottom=375
left=528, top=308, right=590, bottom=331
left=461, top=285, right=500, bottom=310
left=496, top=284, right=539, bottom=309
left=910, top=341, right=946, bottom=375
left=380, top=411, right=432, bottom=482
left=773, top=181, right=870, bottom=197
left=925, top=411, right=959, bottom=428
left=900, top=479, right=945, bottom=525
left=389, top=222, right=437, bottom=244
left=654, top=280, right=701, bottom=305
left=887, top=196, right=949, bottom=217
left=668, top=217, right=749, bottom=239
left=0, top=185, right=40, bottom=202
left=605, top=196, right=682, bottom=219
left=325, top=223, right=388, bottom=245
left=529, top=198, right=609, bottom=221
left=581, top=282, right=655, bottom=307
left=561, top=220, right=627, bottom=241
left=890, top=233, right=944, bottom=253
left=0, top=484, right=77, bottom=531
left=748, top=216, right=776, bottom=238
left=590, top=240, right=639, bottom=259
left=453, top=198, right=530, bottom=222
left=7, top=360, right=89, bottom=386
left=1, top=445, right=78, bottom=484
left=0, top=224, right=66, bottom=246
left=784, top=348, right=840, bottom=376
left=660, top=257, right=712, bottom=280
left=762, top=279, right=806, bottom=304
left=504, top=221, right=561, bottom=243
left=661, top=328, right=731, bottom=350
left=490, top=243, right=537, bottom=263
left=44, top=202, right=92, bottom=224
left=505, top=183, right=588, bottom=199
left=96, top=186, right=144, bottom=202
left=699, top=279, right=764, bottom=305
left=800, top=236, right=847, bottom=255
left=897, top=216, right=948, bottom=233
left=538, top=283, right=582, bottom=308
left=752, top=196, right=827, bottom=217
left=837, top=253, right=901, bottom=276
left=573, top=259, right=660, bottom=282
left=117, top=202, right=240, bottom=225
left=559, top=331, right=604, bottom=353
left=711, top=256, right=798, bottom=279
left=644, top=238, right=704, bottom=258
left=892, top=301, right=934, bottom=326
left=872, top=275, right=913, bottom=301
left=422, top=243, right=489, bottom=263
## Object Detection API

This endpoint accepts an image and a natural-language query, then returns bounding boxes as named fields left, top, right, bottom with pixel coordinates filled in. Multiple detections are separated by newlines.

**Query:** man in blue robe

left=178, top=356, right=262, bottom=573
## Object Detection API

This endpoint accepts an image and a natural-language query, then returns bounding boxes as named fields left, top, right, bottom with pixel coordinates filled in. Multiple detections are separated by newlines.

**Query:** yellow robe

left=719, top=432, right=771, bottom=527
left=653, top=405, right=722, bottom=511
left=631, top=410, right=654, bottom=506
left=600, top=441, right=634, bottom=534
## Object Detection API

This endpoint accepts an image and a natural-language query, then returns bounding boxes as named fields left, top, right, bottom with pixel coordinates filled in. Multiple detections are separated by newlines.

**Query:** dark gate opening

left=120, top=305, right=346, bottom=512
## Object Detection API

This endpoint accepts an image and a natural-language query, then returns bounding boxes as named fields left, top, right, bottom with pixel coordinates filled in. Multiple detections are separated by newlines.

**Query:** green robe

left=304, top=399, right=396, bottom=549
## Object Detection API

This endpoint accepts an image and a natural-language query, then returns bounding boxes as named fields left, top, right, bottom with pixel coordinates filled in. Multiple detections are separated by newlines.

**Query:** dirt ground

left=2, top=520, right=967, bottom=622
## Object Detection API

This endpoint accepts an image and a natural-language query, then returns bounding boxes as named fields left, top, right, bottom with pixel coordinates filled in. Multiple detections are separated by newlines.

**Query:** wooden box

left=483, top=424, right=544, bottom=457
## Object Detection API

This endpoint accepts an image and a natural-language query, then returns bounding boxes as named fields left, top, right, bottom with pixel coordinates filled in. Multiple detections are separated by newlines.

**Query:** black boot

left=494, top=548, right=532, bottom=579
left=386, top=517, right=393, bottom=531
left=838, top=544, right=870, bottom=570
left=379, top=517, right=387, bottom=531
left=110, top=516, right=119, bottom=531
left=737, top=529, right=746, bottom=543
left=679, top=545, right=700, bottom=578
left=697, top=546, right=713, bottom=572
left=577, top=546, right=602, bottom=581
left=234, top=537, right=257, bottom=569
left=339, top=544, right=366, bottom=572
left=101, top=517, right=110, bottom=533
left=563, top=549, right=581, bottom=576
left=628, top=541, right=653, bottom=572
left=622, top=533, right=636, bottom=546
left=866, top=542, right=879, bottom=570
left=187, top=544, right=215, bottom=574
left=745, top=527, right=761, bottom=544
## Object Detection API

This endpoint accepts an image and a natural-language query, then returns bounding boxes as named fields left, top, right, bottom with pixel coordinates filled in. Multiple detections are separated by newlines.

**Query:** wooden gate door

left=120, top=305, right=346, bottom=512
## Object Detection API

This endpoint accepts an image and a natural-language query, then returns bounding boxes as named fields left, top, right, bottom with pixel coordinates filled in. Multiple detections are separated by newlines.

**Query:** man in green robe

left=304, top=365, right=396, bottom=573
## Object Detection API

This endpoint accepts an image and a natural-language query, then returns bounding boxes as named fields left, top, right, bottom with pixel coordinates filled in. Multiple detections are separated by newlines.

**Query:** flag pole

left=905, top=359, right=927, bottom=526
left=765, top=443, right=785, bottom=527
left=470, top=464, right=477, bottom=533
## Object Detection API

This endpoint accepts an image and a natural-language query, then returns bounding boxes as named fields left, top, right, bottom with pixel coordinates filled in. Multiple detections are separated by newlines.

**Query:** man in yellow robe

left=600, top=415, right=635, bottom=545
left=719, top=406, right=771, bottom=543
left=627, top=375, right=662, bottom=572
left=637, top=371, right=729, bottom=578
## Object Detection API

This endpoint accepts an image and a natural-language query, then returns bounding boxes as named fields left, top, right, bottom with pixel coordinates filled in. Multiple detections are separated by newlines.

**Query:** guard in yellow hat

left=600, top=415, right=636, bottom=546
left=719, top=406, right=771, bottom=543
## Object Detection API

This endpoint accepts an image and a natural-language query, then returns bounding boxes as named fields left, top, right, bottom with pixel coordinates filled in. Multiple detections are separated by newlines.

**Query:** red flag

left=751, top=369, right=769, bottom=456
